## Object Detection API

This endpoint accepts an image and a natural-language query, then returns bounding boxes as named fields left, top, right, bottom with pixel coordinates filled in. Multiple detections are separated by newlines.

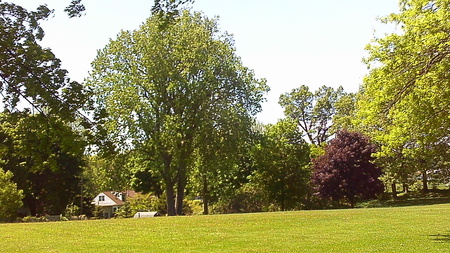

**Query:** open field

left=1, top=204, right=450, bottom=252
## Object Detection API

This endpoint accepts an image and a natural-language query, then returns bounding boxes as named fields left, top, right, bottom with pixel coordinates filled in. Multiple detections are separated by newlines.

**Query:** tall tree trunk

left=175, top=188, right=185, bottom=215
left=175, top=139, right=193, bottom=216
left=162, top=153, right=176, bottom=216
left=422, top=170, right=428, bottom=192
left=202, top=174, right=209, bottom=215
left=166, top=183, right=176, bottom=216
left=176, top=165, right=187, bottom=216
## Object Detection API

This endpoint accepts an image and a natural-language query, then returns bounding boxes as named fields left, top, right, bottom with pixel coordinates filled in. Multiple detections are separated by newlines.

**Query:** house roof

left=103, top=191, right=124, bottom=206
left=92, top=190, right=143, bottom=207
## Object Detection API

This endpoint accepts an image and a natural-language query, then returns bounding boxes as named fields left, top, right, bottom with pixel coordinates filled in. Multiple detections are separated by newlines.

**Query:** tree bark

left=175, top=164, right=187, bottom=216
left=422, top=170, right=429, bottom=192
left=166, top=183, right=176, bottom=216
left=175, top=139, right=194, bottom=216
left=391, top=182, right=397, bottom=199
left=202, top=174, right=209, bottom=215
left=402, top=182, right=409, bottom=193
left=161, top=153, right=176, bottom=216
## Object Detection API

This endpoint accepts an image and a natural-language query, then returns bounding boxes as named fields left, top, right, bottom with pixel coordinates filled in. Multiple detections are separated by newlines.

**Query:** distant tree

left=279, top=85, right=347, bottom=145
left=312, top=130, right=384, bottom=207
left=332, top=92, right=357, bottom=132
left=0, top=169, right=24, bottom=222
left=254, top=120, right=311, bottom=211
left=64, top=0, right=86, bottom=18
left=83, top=154, right=137, bottom=195
left=152, top=0, right=194, bottom=17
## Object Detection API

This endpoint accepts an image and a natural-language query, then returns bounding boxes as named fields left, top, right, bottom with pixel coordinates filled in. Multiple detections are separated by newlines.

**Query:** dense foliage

left=87, top=11, right=268, bottom=215
left=0, top=112, right=85, bottom=216
left=0, top=1, right=90, bottom=219
left=0, top=168, right=23, bottom=221
left=253, top=120, right=311, bottom=210
left=279, top=85, right=351, bottom=145
left=312, top=131, right=384, bottom=207
left=357, top=0, right=450, bottom=193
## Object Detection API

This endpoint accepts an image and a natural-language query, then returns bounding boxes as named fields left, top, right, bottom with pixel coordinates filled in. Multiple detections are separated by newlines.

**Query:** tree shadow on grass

left=357, top=194, right=450, bottom=208
left=362, top=190, right=450, bottom=208
left=386, top=196, right=450, bottom=207
left=429, top=232, right=450, bottom=243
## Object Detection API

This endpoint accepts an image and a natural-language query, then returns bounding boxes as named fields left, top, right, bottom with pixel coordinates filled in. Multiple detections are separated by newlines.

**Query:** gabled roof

left=92, top=190, right=142, bottom=207
left=103, top=191, right=124, bottom=206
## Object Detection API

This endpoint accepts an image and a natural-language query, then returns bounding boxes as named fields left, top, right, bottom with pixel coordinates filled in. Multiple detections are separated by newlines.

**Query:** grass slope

left=2, top=204, right=450, bottom=252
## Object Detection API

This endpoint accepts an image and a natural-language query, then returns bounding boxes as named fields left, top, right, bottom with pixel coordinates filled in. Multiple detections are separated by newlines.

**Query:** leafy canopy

left=253, top=119, right=311, bottom=211
left=279, top=85, right=351, bottom=145
left=87, top=10, right=268, bottom=215
left=0, top=2, right=88, bottom=121
left=358, top=0, right=450, bottom=153
left=356, top=0, right=450, bottom=186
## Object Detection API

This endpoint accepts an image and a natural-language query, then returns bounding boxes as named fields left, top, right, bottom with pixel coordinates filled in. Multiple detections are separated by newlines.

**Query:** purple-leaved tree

left=312, top=130, right=384, bottom=207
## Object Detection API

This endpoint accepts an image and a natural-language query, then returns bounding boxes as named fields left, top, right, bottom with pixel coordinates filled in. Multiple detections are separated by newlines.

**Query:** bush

left=115, top=193, right=166, bottom=218
left=0, top=169, right=24, bottom=222
left=22, top=216, right=48, bottom=222
left=211, top=184, right=266, bottom=214
left=184, top=199, right=203, bottom=215
left=92, top=205, right=105, bottom=219
left=64, top=203, right=80, bottom=217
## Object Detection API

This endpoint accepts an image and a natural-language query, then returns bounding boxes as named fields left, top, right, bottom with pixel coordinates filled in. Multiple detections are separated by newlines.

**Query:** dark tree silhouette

left=312, top=130, right=384, bottom=207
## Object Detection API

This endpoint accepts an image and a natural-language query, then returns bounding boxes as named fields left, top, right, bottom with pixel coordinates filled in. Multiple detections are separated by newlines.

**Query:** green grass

left=2, top=204, right=450, bottom=252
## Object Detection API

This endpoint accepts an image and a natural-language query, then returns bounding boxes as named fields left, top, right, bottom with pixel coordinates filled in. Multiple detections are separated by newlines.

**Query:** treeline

left=1, top=0, right=449, bottom=220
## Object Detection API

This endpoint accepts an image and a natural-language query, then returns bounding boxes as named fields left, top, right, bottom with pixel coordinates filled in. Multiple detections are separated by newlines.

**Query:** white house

left=91, top=191, right=131, bottom=218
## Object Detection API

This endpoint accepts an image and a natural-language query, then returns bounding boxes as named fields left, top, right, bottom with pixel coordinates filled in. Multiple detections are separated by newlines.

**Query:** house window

left=99, top=195, right=105, bottom=201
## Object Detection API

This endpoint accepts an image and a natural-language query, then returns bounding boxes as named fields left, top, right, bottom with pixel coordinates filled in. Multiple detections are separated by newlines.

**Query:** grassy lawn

left=2, top=204, right=450, bottom=252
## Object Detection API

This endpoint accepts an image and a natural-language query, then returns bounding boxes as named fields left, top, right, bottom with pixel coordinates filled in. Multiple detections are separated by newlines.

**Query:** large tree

left=357, top=0, right=450, bottom=190
left=279, top=85, right=348, bottom=145
left=312, top=130, right=384, bottom=208
left=87, top=11, right=268, bottom=216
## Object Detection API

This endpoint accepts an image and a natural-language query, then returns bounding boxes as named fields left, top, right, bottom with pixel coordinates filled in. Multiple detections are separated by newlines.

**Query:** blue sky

left=13, top=0, right=400, bottom=124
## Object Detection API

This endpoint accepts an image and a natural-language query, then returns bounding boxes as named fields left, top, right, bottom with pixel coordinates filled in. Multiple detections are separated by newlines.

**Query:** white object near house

left=92, top=191, right=126, bottom=218
left=133, top=212, right=161, bottom=218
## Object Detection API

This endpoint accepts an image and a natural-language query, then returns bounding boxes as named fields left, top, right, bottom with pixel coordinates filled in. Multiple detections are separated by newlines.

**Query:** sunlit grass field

left=2, top=204, right=449, bottom=252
